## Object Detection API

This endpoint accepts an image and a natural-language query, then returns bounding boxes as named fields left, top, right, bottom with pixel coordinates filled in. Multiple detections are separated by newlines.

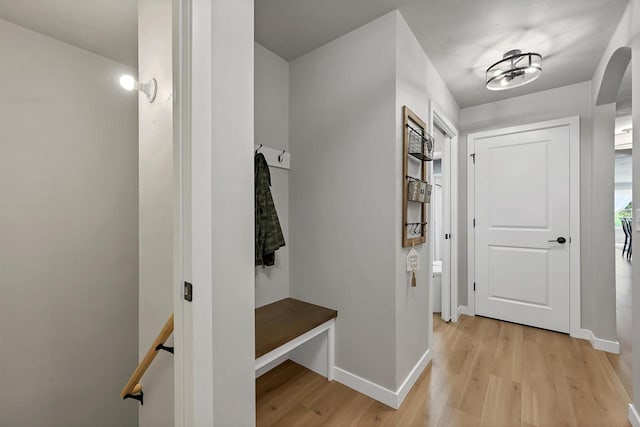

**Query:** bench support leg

left=327, top=322, right=335, bottom=381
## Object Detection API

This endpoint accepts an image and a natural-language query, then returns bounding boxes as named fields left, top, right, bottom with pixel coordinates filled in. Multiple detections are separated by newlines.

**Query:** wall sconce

left=119, top=74, right=157, bottom=103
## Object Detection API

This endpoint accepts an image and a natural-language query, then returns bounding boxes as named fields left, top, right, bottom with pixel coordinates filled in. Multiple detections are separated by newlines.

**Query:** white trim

left=173, top=0, right=191, bottom=425
left=466, top=117, right=581, bottom=335
left=457, top=305, right=473, bottom=317
left=327, top=319, right=335, bottom=381
left=577, top=328, right=621, bottom=354
left=254, top=319, right=335, bottom=373
left=466, top=132, right=476, bottom=315
left=429, top=101, right=459, bottom=324
left=567, top=117, right=581, bottom=338
left=190, top=0, right=214, bottom=424
left=629, top=404, right=640, bottom=427
left=570, top=328, right=591, bottom=340
left=333, top=368, right=398, bottom=408
left=333, top=349, right=431, bottom=409
left=396, top=349, right=432, bottom=405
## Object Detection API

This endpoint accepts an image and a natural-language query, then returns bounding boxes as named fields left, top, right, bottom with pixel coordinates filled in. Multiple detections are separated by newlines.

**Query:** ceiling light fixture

left=119, top=74, right=157, bottom=102
left=486, top=49, right=542, bottom=91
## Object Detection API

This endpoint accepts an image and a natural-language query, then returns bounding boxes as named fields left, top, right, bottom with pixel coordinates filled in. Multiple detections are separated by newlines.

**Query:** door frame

left=466, top=116, right=581, bottom=337
left=172, top=0, right=192, bottom=425
left=428, top=101, right=459, bottom=322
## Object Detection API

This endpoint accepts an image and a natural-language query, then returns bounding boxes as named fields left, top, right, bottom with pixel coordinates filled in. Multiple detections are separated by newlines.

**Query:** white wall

left=459, top=82, right=593, bottom=321
left=191, top=0, right=256, bottom=425
left=394, top=12, right=460, bottom=388
left=138, top=1, right=174, bottom=426
left=633, top=42, right=640, bottom=421
left=590, top=2, right=640, bottom=417
left=290, top=11, right=459, bottom=395
left=590, top=102, right=617, bottom=340
left=289, top=11, right=399, bottom=390
left=255, top=43, right=290, bottom=308
left=0, top=19, right=138, bottom=427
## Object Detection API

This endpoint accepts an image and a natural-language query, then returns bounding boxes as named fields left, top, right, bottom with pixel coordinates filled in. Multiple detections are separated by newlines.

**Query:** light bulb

left=119, top=75, right=138, bottom=91
left=118, top=75, right=157, bottom=102
left=525, top=67, right=537, bottom=74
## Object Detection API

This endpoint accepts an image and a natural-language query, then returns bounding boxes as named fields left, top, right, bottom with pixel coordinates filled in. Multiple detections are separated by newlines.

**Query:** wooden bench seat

left=255, top=298, right=337, bottom=379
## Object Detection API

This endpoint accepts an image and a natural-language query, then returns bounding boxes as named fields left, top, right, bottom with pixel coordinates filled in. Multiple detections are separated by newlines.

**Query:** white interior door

left=474, top=125, right=571, bottom=333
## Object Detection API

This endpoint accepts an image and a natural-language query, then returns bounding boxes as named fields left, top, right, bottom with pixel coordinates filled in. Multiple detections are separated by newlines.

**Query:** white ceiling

left=256, top=0, right=411, bottom=61
left=0, top=0, right=137, bottom=67
left=0, top=0, right=629, bottom=107
left=256, top=0, right=629, bottom=108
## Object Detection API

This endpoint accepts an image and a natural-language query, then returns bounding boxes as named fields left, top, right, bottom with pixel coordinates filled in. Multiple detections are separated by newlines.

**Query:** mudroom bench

left=255, top=298, right=337, bottom=379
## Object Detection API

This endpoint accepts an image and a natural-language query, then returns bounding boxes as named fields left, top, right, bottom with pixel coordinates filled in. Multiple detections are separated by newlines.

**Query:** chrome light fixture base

left=486, top=49, right=542, bottom=91
left=119, top=75, right=157, bottom=103
left=140, top=78, right=157, bottom=103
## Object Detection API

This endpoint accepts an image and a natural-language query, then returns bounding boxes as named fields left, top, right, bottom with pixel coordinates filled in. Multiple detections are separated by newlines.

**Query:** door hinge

left=184, top=281, right=193, bottom=302
left=471, top=153, right=476, bottom=163
left=473, top=218, right=476, bottom=228
left=473, top=282, right=476, bottom=292
left=445, top=233, right=449, bottom=240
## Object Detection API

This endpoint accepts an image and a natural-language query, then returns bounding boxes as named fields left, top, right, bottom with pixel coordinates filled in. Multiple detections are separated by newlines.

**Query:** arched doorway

left=596, top=46, right=633, bottom=397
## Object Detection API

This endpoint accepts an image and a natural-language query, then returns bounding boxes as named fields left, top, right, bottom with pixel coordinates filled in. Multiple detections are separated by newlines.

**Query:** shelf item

left=407, top=177, right=432, bottom=203
left=407, top=124, right=435, bottom=161
left=402, top=106, right=430, bottom=247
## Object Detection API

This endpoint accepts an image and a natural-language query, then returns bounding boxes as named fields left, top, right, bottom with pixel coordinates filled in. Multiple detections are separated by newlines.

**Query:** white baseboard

left=396, top=349, right=432, bottom=405
left=575, top=328, right=620, bottom=354
left=457, top=305, right=474, bottom=317
left=629, top=404, right=640, bottom=427
left=333, top=367, right=398, bottom=408
left=334, top=349, right=431, bottom=409
left=570, top=328, right=591, bottom=340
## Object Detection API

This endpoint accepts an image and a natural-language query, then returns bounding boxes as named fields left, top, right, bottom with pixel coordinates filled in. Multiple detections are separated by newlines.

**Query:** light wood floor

left=256, top=315, right=632, bottom=426
left=606, top=248, right=633, bottom=397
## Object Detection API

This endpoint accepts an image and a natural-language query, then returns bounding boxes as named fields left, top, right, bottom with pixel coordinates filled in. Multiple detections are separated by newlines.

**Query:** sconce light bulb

left=119, top=74, right=138, bottom=91
left=118, top=75, right=157, bottom=103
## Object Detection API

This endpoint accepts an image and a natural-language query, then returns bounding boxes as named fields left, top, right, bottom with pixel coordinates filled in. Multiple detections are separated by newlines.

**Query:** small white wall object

left=255, top=144, right=291, bottom=170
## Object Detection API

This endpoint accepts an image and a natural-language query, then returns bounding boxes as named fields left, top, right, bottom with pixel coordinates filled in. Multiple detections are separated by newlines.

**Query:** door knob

left=548, top=237, right=567, bottom=244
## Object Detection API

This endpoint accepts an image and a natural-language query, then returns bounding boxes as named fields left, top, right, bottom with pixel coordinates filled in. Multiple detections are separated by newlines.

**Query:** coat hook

left=278, top=150, right=286, bottom=163
left=255, top=144, right=263, bottom=154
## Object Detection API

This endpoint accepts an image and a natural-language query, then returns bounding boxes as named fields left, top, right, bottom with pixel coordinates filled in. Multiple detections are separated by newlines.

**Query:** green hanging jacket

left=255, top=153, right=286, bottom=266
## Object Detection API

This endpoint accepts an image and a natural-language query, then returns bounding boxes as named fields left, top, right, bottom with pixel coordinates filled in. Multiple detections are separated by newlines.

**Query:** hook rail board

left=255, top=145, right=291, bottom=170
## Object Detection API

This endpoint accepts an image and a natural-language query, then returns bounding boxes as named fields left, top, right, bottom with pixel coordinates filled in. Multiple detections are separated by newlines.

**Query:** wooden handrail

left=121, top=313, right=174, bottom=399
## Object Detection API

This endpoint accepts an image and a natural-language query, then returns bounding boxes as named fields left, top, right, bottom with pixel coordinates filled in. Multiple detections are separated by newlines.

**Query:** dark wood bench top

left=255, top=298, right=338, bottom=359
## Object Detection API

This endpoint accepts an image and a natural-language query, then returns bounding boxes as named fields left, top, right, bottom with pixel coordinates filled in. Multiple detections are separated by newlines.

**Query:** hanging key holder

left=406, top=245, right=420, bottom=287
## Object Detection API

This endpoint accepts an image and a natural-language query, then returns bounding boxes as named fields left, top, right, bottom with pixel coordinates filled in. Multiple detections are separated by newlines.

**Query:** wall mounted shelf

left=402, top=106, right=432, bottom=247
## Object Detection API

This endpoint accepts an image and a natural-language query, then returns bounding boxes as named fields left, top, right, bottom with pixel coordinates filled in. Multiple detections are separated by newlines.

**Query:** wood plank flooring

left=256, top=314, right=632, bottom=426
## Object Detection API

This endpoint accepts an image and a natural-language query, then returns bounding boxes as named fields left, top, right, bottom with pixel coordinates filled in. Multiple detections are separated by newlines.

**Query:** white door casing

left=467, top=117, right=581, bottom=336
left=428, top=101, right=459, bottom=324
